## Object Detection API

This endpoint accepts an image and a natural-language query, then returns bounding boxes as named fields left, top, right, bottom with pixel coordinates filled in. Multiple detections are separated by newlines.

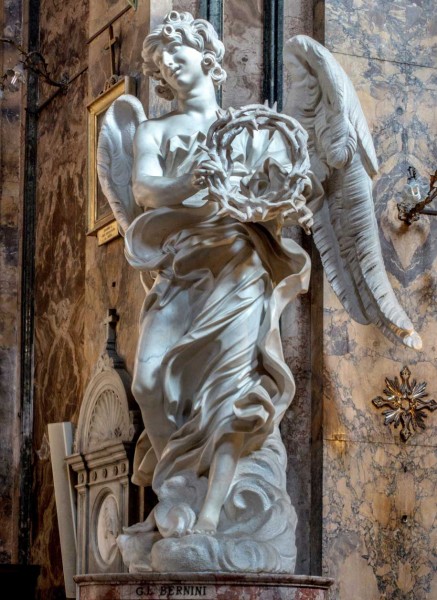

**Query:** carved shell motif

left=88, top=388, right=130, bottom=448
left=74, top=364, right=135, bottom=453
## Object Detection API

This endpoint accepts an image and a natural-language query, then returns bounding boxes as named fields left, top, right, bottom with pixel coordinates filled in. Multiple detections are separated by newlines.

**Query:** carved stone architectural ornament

left=66, top=310, right=142, bottom=575
left=73, top=354, right=136, bottom=454
left=372, top=366, right=437, bottom=442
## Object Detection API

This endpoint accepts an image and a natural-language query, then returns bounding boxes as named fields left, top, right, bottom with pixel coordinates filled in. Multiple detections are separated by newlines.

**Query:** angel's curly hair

left=142, top=11, right=227, bottom=101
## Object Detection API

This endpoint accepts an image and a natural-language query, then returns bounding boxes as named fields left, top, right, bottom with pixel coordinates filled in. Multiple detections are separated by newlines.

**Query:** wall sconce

left=0, top=37, right=69, bottom=98
left=397, top=166, right=437, bottom=225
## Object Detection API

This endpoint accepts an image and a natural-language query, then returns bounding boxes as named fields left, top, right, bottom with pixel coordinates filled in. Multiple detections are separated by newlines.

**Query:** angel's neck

left=177, top=84, right=219, bottom=116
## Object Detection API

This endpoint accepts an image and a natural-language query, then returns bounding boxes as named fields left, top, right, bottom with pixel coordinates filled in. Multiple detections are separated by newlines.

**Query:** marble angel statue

left=97, top=11, right=421, bottom=574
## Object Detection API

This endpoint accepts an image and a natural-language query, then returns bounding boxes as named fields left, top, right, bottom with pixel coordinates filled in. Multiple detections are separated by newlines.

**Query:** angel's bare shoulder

left=135, top=119, right=162, bottom=147
left=134, top=111, right=179, bottom=153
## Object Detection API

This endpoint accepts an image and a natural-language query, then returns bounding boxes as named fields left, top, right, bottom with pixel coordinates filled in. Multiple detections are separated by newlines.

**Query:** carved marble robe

left=124, top=129, right=310, bottom=493
left=115, top=130, right=309, bottom=572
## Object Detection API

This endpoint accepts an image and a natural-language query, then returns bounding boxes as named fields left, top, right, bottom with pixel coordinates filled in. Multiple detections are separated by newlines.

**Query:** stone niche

left=67, top=347, right=143, bottom=576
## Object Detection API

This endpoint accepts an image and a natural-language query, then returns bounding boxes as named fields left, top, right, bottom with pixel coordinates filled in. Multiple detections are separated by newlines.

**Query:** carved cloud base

left=117, top=432, right=298, bottom=574
left=75, top=572, right=334, bottom=599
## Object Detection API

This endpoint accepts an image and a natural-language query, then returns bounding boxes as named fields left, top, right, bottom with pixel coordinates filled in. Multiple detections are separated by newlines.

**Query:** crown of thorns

left=202, top=104, right=312, bottom=224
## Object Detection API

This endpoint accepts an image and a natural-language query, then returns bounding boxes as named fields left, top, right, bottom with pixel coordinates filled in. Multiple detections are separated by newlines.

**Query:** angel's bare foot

left=192, top=513, right=218, bottom=535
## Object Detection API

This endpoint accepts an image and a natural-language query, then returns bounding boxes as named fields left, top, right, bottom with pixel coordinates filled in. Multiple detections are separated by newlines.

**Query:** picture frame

left=87, top=76, right=136, bottom=243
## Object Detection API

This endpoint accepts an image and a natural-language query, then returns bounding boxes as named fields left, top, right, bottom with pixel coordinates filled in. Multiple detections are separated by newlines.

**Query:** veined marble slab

left=75, top=572, right=334, bottom=600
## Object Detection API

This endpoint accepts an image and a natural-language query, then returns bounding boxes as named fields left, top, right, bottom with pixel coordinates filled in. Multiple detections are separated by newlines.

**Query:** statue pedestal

left=75, top=572, right=334, bottom=599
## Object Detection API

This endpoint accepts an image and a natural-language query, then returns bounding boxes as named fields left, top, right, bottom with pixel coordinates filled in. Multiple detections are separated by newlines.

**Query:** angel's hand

left=297, top=205, right=314, bottom=234
left=192, top=161, right=227, bottom=190
left=191, top=168, right=215, bottom=190
left=284, top=202, right=314, bottom=234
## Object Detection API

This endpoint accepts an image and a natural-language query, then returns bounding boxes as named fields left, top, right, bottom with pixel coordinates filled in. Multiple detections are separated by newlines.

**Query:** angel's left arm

left=132, top=122, right=207, bottom=210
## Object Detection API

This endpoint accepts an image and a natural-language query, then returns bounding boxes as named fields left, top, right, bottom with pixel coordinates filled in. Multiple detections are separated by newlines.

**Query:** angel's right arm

left=132, top=122, right=201, bottom=210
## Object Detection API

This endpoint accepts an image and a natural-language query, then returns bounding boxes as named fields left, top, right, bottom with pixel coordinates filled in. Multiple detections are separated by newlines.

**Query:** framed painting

left=87, top=76, right=136, bottom=243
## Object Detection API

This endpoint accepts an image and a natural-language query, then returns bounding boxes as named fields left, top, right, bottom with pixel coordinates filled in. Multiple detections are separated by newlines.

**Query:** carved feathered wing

left=97, top=94, right=146, bottom=234
left=284, top=35, right=421, bottom=349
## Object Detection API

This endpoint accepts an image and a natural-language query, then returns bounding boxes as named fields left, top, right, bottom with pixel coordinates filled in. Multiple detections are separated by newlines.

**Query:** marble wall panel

left=319, top=51, right=437, bottom=446
left=84, top=236, right=144, bottom=378
left=87, top=3, right=150, bottom=105
left=0, top=345, right=18, bottom=562
left=89, top=0, right=131, bottom=40
left=283, top=0, right=314, bottom=116
left=283, top=0, right=313, bottom=41
left=322, top=332, right=437, bottom=445
left=321, top=1, right=437, bottom=597
left=404, top=64, right=437, bottom=174
left=38, top=0, right=88, bottom=104
left=323, top=440, right=437, bottom=599
left=31, top=1, right=89, bottom=597
left=325, top=0, right=437, bottom=68
left=222, top=0, right=263, bottom=108
left=324, top=0, right=406, bottom=62
left=173, top=0, right=199, bottom=17
left=404, top=0, right=437, bottom=69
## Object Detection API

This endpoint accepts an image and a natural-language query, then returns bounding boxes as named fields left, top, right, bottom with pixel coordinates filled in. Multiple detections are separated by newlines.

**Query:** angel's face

left=153, top=41, right=208, bottom=94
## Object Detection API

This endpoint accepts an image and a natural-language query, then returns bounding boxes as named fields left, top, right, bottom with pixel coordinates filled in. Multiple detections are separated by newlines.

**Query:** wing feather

left=284, top=35, right=421, bottom=349
left=97, top=94, right=147, bottom=234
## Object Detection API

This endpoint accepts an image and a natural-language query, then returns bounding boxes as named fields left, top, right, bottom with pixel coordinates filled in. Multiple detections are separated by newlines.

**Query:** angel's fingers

left=299, top=213, right=314, bottom=230
left=199, top=160, right=225, bottom=172
left=191, top=174, right=206, bottom=188
left=195, top=168, right=215, bottom=176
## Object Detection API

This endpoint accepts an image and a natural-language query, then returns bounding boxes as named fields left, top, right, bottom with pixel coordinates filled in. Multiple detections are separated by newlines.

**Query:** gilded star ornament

left=372, top=366, right=437, bottom=442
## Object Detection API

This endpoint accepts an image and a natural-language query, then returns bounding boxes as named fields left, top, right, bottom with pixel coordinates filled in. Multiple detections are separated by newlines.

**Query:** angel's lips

left=169, top=66, right=182, bottom=79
